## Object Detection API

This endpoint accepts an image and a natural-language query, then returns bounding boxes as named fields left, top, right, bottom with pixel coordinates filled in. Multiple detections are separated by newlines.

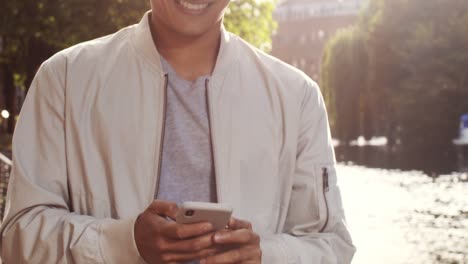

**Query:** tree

left=321, top=0, right=468, bottom=173
left=382, top=0, right=468, bottom=171
left=0, top=0, right=149, bottom=133
left=321, top=26, right=368, bottom=143
left=224, top=0, right=276, bottom=51
left=0, top=0, right=277, bottom=134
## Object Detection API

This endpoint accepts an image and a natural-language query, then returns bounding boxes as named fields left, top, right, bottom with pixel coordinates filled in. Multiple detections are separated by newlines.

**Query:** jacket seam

left=129, top=27, right=163, bottom=75
left=97, top=221, right=108, bottom=264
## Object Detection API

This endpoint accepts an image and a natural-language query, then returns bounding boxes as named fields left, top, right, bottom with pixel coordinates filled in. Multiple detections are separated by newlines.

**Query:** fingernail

left=204, top=223, right=214, bottom=231
left=214, top=232, right=226, bottom=242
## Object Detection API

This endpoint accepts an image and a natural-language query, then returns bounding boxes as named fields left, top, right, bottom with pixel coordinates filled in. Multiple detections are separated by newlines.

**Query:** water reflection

left=334, top=145, right=464, bottom=175
left=339, top=165, right=468, bottom=264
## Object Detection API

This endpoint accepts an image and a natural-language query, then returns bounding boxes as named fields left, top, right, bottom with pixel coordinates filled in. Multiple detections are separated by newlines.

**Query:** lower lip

left=176, top=0, right=211, bottom=15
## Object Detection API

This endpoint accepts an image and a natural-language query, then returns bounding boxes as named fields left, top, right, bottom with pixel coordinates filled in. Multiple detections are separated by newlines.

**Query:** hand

left=134, top=200, right=220, bottom=264
left=201, top=218, right=262, bottom=264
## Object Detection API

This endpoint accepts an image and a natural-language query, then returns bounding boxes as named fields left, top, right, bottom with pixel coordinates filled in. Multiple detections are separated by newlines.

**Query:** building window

left=309, top=32, right=317, bottom=42
left=300, top=34, right=307, bottom=45
left=318, top=30, right=326, bottom=40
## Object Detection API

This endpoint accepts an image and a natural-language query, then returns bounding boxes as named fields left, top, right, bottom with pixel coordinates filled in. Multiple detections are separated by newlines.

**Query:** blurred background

left=0, top=0, right=467, bottom=263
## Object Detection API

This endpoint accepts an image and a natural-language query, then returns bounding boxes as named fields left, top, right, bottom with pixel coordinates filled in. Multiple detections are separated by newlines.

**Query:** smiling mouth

left=176, top=0, right=212, bottom=12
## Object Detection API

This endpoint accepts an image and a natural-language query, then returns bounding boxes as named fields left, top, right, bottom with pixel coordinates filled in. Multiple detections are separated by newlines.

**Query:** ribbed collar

left=131, top=11, right=239, bottom=87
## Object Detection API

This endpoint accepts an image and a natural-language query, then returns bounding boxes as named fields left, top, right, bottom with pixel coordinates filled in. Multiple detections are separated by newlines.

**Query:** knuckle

left=239, top=230, right=251, bottom=243
left=149, top=200, right=161, bottom=210
left=234, top=248, right=242, bottom=260
left=168, top=203, right=178, bottom=212
left=155, top=239, right=169, bottom=252
left=190, top=240, right=202, bottom=251
left=196, top=249, right=210, bottom=258
left=160, top=254, right=174, bottom=262
left=168, top=203, right=179, bottom=212
left=251, top=232, right=260, bottom=243
left=254, top=247, right=262, bottom=258
left=175, top=228, right=185, bottom=239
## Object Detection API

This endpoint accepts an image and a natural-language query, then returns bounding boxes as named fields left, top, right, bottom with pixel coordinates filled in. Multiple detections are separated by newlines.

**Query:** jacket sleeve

left=260, top=79, right=356, bottom=263
left=0, top=58, right=146, bottom=263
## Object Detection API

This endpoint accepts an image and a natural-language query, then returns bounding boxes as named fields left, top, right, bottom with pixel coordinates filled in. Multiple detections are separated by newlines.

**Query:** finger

left=240, top=261, right=260, bottom=264
left=213, top=229, right=260, bottom=245
left=160, top=247, right=223, bottom=263
left=165, top=232, right=215, bottom=252
left=201, top=245, right=261, bottom=264
left=148, top=200, right=179, bottom=219
left=228, top=217, right=253, bottom=230
left=163, top=221, right=215, bottom=240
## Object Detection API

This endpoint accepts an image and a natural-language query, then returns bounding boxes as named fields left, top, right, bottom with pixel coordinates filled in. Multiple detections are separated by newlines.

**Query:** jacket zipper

left=154, top=74, right=169, bottom=199
left=319, top=167, right=330, bottom=232
left=205, top=79, right=220, bottom=201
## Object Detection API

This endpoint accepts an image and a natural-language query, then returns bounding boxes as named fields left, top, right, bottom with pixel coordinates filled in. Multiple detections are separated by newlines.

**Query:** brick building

left=271, top=0, right=364, bottom=81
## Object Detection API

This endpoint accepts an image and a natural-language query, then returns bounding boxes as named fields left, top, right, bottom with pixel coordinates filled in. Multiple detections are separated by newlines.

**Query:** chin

left=151, top=0, right=228, bottom=37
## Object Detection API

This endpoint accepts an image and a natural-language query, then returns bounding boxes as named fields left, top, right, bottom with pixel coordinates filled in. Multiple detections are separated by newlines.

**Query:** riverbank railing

left=0, top=153, right=12, bottom=220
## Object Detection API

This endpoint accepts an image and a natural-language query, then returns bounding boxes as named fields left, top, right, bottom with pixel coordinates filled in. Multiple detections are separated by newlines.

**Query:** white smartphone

left=175, top=202, right=233, bottom=230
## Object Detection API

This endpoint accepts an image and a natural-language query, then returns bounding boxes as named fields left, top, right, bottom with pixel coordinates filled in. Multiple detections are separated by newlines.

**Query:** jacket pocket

left=285, top=165, right=330, bottom=234
left=317, top=165, right=330, bottom=232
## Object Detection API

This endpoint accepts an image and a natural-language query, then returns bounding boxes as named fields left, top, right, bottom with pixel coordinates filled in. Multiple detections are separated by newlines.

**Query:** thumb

left=148, top=200, right=179, bottom=220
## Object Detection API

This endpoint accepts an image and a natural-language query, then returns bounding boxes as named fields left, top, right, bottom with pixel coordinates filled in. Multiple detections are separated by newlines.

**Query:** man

left=0, top=0, right=355, bottom=263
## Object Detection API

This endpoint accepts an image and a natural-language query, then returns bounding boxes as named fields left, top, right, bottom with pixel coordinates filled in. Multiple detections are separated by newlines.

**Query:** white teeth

left=178, top=0, right=209, bottom=11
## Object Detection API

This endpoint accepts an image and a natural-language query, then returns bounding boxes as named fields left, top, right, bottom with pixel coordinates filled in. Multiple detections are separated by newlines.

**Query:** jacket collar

left=131, top=11, right=164, bottom=74
left=131, top=11, right=239, bottom=87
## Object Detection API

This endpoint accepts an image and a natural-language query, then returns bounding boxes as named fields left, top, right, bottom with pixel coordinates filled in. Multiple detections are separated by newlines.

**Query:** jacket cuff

left=98, top=217, right=147, bottom=264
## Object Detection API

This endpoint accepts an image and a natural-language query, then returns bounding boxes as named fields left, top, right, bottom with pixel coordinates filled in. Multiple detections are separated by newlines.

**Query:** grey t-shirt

left=155, top=57, right=217, bottom=205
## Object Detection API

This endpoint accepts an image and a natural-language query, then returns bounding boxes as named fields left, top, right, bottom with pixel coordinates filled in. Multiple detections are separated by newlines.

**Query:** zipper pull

left=322, top=167, right=329, bottom=192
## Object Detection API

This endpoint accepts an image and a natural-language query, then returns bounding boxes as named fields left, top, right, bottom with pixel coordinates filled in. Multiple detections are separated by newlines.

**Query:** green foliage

left=0, top=0, right=276, bottom=134
left=1, top=0, right=149, bottom=73
left=224, top=0, right=277, bottom=51
left=0, top=0, right=276, bottom=82
left=0, top=0, right=150, bottom=126
left=368, top=0, right=468, bottom=148
left=321, top=0, right=468, bottom=165
left=0, top=0, right=150, bottom=134
left=321, top=26, right=367, bottom=142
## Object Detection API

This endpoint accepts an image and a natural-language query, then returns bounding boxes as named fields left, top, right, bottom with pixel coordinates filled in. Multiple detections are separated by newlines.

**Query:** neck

left=150, top=16, right=222, bottom=81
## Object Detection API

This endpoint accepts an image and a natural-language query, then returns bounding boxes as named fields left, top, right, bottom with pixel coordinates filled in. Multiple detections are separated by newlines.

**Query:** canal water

left=338, top=164, right=467, bottom=264
left=334, top=144, right=465, bottom=175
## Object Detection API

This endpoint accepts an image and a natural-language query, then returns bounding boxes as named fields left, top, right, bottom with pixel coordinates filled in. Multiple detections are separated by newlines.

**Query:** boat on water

left=453, top=114, right=468, bottom=145
left=453, top=114, right=468, bottom=172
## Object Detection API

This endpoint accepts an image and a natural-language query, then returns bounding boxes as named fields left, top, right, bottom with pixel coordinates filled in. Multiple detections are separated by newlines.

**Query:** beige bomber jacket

left=0, top=12, right=355, bottom=264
